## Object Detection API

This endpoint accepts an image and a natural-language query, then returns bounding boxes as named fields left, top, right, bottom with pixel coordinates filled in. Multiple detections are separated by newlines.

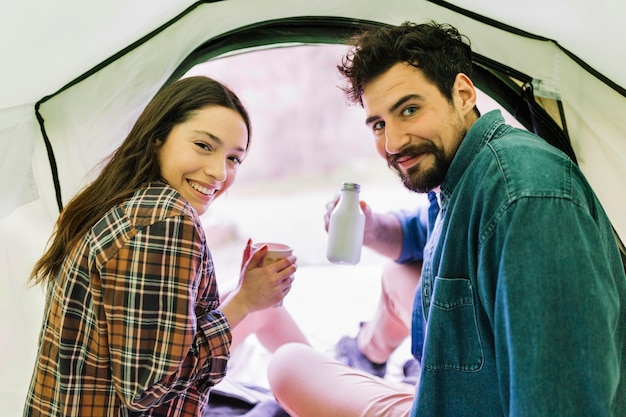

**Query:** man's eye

left=402, top=106, right=418, bottom=116
left=373, top=121, right=385, bottom=132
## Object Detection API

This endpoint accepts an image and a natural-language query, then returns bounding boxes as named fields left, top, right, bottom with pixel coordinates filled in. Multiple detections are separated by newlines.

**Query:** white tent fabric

left=1, top=0, right=625, bottom=415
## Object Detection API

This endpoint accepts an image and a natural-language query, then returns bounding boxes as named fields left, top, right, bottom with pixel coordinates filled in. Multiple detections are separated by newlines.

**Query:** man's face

left=362, top=62, right=474, bottom=193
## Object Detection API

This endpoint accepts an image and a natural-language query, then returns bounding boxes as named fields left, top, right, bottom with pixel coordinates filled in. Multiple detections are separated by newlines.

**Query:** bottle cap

left=341, top=182, right=360, bottom=191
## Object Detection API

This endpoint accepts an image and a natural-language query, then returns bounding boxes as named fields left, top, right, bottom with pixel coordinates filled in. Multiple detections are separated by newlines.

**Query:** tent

left=2, top=0, right=625, bottom=414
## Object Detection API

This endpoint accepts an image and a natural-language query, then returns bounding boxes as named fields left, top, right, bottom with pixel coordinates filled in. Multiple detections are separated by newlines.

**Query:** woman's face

left=156, top=105, right=248, bottom=215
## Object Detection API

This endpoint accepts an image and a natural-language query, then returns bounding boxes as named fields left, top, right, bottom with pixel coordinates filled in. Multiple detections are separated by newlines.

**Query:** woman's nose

left=205, top=157, right=227, bottom=182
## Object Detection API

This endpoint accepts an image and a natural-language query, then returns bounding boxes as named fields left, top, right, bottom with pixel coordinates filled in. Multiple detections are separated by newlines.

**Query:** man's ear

left=454, top=73, right=477, bottom=116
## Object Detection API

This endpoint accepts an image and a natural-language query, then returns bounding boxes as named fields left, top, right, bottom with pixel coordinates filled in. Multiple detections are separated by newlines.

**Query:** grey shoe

left=401, top=358, right=420, bottom=385
left=241, top=400, right=289, bottom=417
left=335, top=335, right=387, bottom=378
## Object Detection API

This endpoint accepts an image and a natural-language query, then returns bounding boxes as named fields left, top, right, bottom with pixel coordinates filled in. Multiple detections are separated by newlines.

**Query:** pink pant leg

left=230, top=305, right=310, bottom=353
left=358, top=262, right=422, bottom=364
left=268, top=343, right=414, bottom=417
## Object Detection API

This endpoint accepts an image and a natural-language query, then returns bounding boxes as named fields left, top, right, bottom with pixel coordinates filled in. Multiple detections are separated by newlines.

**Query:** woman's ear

left=454, top=73, right=477, bottom=116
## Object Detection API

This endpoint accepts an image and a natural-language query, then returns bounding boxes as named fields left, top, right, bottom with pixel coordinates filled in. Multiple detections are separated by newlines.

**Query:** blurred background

left=183, top=44, right=522, bottom=388
left=186, top=44, right=425, bottom=271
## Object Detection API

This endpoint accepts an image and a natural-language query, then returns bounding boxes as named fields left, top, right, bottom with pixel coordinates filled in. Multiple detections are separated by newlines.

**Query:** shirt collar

left=440, top=110, right=505, bottom=206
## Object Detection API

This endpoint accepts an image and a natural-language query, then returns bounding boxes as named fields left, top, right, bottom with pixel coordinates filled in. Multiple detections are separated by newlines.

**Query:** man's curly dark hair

left=338, top=21, right=474, bottom=107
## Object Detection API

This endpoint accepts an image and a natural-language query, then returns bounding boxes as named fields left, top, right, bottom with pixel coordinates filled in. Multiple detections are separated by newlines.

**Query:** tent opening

left=180, top=43, right=525, bottom=388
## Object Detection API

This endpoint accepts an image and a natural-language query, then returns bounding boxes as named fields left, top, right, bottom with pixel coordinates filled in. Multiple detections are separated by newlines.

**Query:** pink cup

left=250, top=242, right=293, bottom=265
left=250, top=242, right=293, bottom=307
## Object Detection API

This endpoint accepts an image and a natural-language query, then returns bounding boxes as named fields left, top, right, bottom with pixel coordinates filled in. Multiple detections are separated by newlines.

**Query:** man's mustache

left=387, top=144, right=437, bottom=168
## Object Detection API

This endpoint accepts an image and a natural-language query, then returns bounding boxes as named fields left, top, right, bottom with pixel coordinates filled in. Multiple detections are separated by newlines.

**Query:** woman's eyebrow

left=194, top=129, right=246, bottom=153
left=195, top=129, right=222, bottom=144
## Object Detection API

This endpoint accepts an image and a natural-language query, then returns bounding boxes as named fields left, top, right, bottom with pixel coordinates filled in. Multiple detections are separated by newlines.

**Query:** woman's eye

left=195, top=142, right=212, bottom=151
left=373, top=121, right=385, bottom=132
left=228, top=156, right=242, bottom=165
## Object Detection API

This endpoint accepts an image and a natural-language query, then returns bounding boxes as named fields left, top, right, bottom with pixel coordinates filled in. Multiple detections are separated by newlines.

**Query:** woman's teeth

left=188, top=180, right=215, bottom=196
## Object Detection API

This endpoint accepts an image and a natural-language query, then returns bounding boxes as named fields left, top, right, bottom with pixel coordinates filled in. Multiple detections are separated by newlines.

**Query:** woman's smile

left=187, top=179, right=218, bottom=197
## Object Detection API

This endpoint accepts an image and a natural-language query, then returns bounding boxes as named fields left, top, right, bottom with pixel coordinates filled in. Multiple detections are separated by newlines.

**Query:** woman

left=24, top=76, right=303, bottom=416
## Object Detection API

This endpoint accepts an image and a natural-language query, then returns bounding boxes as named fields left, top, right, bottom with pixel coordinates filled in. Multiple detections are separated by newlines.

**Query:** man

left=268, top=21, right=626, bottom=417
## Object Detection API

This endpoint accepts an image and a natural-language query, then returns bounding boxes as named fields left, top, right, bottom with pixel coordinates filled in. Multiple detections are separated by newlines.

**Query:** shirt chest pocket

left=422, top=277, right=483, bottom=372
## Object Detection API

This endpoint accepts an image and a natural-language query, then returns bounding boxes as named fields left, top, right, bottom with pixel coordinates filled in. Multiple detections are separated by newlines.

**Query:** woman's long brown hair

left=29, top=76, right=251, bottom=285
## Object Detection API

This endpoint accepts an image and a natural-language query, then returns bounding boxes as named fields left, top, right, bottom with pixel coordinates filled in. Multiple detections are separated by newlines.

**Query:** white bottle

left=327, top=182, right=366, bottom=264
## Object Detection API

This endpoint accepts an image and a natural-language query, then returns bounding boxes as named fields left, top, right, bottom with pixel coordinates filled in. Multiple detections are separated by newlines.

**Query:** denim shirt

left=392, top=195, right=434, bottom=265
left=410, top=110, right=626, bottom=417
left=391, top=193, right=440, bottom=361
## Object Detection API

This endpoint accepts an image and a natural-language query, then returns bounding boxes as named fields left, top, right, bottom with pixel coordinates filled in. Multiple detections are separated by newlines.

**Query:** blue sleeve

left=484, top=197, right=623, bottom=416
left=392, top=206, right=429, bottom=263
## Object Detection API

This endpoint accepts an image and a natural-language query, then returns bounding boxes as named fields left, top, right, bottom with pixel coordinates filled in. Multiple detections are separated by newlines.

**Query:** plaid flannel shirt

left=25, top=182, right=232, bottom=416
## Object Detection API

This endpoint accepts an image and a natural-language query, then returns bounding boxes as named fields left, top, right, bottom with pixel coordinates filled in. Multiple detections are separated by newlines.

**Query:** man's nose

left=385, top=122, right=410, bottom=154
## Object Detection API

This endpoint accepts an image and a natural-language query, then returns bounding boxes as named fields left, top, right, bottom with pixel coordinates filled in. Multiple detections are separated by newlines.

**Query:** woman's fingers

left=240, top=238, right=253, bottom=269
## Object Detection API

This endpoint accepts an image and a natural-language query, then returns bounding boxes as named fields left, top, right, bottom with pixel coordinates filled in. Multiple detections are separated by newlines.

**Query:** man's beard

left=389, top=148, right=449, bottom=193
left=388, top=132, right=464, bottom=193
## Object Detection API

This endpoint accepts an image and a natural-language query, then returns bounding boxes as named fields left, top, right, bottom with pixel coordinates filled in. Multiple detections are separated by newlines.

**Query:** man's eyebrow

left=194, top=130, right=245, bottom=153
left=365, top=115, right=379, bottom=126
left=365, top=94, right=424, bottom=126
